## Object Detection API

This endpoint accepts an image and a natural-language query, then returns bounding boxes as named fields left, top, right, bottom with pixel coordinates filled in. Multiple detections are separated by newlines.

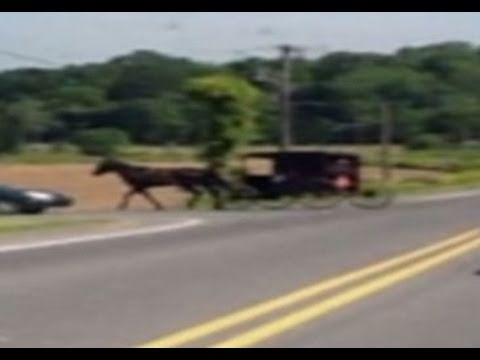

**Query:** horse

left=92, top=158, right=232, bottom=210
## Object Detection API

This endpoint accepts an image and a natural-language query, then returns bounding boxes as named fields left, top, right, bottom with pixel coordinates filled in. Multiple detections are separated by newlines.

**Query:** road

left=1, top=195, right=480, bottom=348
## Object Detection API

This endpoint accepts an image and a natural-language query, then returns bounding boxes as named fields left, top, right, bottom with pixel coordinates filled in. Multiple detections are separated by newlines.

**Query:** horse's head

left=92, top=157, right=124, bottom=176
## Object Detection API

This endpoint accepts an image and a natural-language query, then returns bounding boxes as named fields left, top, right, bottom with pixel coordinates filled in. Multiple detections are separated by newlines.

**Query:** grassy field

left=0, top=216, right=110, bottom=234
left=0, top=144, right=200, bottom=164
left=2, top=143, right=478, bottom=169
left=0, top=144, right=479, bottom=211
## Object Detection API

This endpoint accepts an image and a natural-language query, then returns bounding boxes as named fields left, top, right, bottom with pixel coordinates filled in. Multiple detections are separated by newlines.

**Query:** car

left=0, top=184, right=74, bottom=214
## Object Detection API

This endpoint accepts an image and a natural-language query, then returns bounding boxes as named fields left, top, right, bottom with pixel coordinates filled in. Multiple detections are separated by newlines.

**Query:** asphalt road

left=1, top=195, right=480, bottom=348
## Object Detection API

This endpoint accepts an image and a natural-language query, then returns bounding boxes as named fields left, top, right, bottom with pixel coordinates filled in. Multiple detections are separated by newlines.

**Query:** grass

left=0, top=144, right=200, bottom=164
left=0, top=216, right=110, bottom=235
left=358, top=167, right=480, bottom=196
left=2, top=143, right=477, bottom=168
left=349, top=145, right=480, bottom=195
left=0, top=143, right=476, bottom=166
left=118, top=145, right=199, bottom=163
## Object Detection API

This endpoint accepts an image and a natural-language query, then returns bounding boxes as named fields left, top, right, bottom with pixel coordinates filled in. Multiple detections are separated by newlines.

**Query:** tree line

left=1, top=41, right=480, bottom=157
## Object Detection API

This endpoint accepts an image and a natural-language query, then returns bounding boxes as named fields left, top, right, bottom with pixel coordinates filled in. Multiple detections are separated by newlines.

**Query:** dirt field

left=0, top=162, right=444, bottom=212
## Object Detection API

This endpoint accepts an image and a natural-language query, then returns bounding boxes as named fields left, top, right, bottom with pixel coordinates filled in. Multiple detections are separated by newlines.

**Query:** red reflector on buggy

left=334, top=176, right=351, bottom=190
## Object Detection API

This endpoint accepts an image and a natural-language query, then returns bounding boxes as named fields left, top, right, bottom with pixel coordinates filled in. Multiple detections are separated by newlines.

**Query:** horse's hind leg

left=140, top=190, right=164, bottom=210
left=208, top=173, right=232, bottom=210
left=207, top=185, right=227, bottom=210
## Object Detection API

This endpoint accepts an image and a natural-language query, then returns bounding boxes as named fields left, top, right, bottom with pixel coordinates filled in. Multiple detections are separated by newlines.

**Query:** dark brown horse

left=92, top=158, right=231, bottom=210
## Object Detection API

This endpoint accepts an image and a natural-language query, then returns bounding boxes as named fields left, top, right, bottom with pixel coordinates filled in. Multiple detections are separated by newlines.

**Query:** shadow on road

left=474, top=270, right=480, bottom=276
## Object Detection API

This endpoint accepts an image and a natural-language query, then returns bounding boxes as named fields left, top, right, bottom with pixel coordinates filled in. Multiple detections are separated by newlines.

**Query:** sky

left=0, top=12, right=479, bottom=70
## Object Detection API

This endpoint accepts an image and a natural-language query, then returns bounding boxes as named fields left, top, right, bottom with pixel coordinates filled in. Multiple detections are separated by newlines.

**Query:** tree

left=106, top=50, right=212, bottom=101
left=147, top=93, right=189, bottom=145
left=0, top=98, right=53, bottom=152
left=330, top=64, right=443, bottom=143
left=186, top=74, right=263, bottom=171
left=431, top=93, right=480, bottom=143
left=0, top=103, right=25, bottom=153
left=398, top=42, right=477, bottom=79
left=46, top=85, right=106, bottom=112
left=1, top=43, right=480, bottom=149
left=73, top=128, right=130, bottom=156
left=311, top=52, right=394, bottom=82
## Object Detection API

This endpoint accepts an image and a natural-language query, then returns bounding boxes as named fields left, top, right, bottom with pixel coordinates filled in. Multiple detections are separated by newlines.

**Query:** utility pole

left=253, top=44, right=306, bottom=150
left=278, top=45, right=293, bottom=149
left=379, top=101, right=394, bottom=183
left=277, top=44, right=303, bottom=150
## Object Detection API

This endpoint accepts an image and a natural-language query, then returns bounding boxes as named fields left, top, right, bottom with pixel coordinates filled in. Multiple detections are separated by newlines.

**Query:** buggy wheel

left=257, top=196, right=296, bottom=210
left=349, top=184, right=394, bottom=209
left=296, top=191, right=344, bottom=210
left=224, top=198, right=258, bottom=211
left=223, top=187, right=259, bottom=211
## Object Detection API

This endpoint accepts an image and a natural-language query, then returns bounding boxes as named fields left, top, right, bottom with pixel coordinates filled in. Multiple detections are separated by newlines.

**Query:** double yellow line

left=139, top=228, right=480, bottom=348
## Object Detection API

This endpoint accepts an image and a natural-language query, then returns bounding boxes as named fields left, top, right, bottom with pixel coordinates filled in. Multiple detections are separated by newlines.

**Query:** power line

left=0, top=49, right=59, bottom=67
left=181, top=44, right=328, bottom=58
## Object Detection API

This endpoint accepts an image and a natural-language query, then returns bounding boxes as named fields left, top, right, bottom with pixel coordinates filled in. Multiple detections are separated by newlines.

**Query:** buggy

left=225, top=150, right=392, bottom=210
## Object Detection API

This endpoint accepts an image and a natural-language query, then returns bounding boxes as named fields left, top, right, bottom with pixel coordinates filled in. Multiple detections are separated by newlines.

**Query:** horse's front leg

left=184, top=185, right=203, bottom=209
left=140, top=189, right=164, bottom=210
left=118, top=189, right=136, bottom=210
left=211, top=189, right=226, bottom=210
left=205, top=184, right=227, bottom=210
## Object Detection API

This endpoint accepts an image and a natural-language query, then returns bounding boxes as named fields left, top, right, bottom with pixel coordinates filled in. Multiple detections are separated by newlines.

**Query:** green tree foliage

left=0, top=98, right=53, bottom=152
left=106, top=50, right=212, bottom=101
left=0, top=43, right=479, bottom=149
left=0, top=104, right=25, bottom=153
left=46, top=85, right=106, bottom=112
left=73, top=128, right=130, bottom=156
left=186, top=73, right=262, bottom=170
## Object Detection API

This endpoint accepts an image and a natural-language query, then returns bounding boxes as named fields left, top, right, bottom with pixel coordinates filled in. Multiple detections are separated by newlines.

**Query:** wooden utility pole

left=279, top=45, right=293, bottom=149
left=278, top=45, right=301, bottom=150
left=254, top=44, right=307, bottom=150
left=380, top=102, right=394, bottom=183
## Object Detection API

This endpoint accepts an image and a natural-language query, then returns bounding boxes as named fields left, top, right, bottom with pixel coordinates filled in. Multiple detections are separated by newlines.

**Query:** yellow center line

left=212, top=236, right=480, bottom=348
left=138, top=228, right=478, bottom=348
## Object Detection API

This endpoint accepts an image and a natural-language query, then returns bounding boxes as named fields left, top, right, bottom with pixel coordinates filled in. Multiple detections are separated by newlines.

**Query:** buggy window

left=243, top=158, right=274, bottom=176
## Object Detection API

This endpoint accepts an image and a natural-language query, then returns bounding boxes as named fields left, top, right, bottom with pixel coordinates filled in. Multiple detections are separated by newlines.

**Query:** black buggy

left=224, top=150, right=393, bottom=210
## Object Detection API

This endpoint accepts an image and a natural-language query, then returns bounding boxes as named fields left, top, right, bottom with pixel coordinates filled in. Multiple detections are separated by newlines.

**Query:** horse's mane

left=107, top=158, right=147, bottom=171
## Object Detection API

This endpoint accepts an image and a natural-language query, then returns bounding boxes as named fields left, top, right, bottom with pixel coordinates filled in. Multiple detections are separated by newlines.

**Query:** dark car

left=0, top=184, right=74, bottom=214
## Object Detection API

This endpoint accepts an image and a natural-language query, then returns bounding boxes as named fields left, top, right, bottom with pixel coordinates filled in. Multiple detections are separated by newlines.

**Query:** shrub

left=73, top=128, right=130, bottom=156
left=406, top=134, right=445, bottom=150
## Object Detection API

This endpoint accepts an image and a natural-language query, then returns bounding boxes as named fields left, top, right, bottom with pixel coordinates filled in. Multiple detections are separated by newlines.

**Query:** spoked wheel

left=296, top=191, right=344, bottom=210
left=256, top=196, right=296, bottom=210
left=349, top=184, right=394, bottom=210
left=224, top=197, right=258, bottom=211
left=223, top=187, right=260, bottom=211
